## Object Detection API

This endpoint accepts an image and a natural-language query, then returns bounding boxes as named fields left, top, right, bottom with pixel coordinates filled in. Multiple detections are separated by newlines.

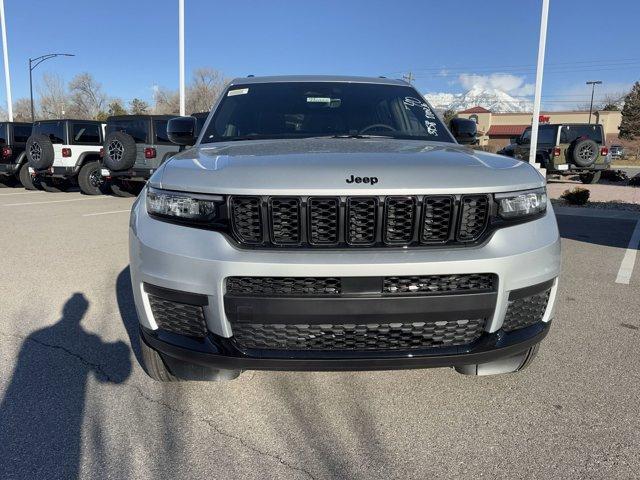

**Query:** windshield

left=201, top=82, right=453, bottom=143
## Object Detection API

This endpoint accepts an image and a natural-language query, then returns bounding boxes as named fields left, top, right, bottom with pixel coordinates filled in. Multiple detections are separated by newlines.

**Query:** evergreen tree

left=130, top=98, right=150, bottom=115
left=620, top=82, right=640, bottom=140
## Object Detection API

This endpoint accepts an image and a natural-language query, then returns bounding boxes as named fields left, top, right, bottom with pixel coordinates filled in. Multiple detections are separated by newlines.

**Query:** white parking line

left=615, top=220, right=640, bottom=284
left=4, top=197, right=109, bottom=207
left=82, top=209, right=131, bottom=217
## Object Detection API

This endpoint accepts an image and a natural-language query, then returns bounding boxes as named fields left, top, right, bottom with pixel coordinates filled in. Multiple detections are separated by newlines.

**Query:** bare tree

left=0, top=105, right=7, bottom=121
left=153, top=86, right=180, bottom=115
left=187, top=68, right=227, bottom=113
left=13, top=99, right=32, bottom=122
left=153, top=68, right=228, bottom=115
left=67, top=73, right=108, bottom=119
left=38, top=73, right=69, bottom=119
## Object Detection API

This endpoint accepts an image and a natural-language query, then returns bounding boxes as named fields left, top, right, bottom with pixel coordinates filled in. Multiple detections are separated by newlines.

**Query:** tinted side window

left=560, top=125, right=603, bottom=144
left=33, top=122, right=65, bottom=144
left=106, top=120, right=148, bottom=143
left=537, top=126, right=557, bottom=144
left=72, top=123, right=101, bottom=145
left=153, top=120, right=170, bottom=143
left=12, top=125, right=32, bottom=143
left=0, top=124, right=7, bottom=145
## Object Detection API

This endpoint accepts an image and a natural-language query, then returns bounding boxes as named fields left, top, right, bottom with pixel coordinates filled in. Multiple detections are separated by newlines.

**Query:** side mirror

left=167, top=116, right=197, bottom=146
left=449, top=118, right=477, bottom=145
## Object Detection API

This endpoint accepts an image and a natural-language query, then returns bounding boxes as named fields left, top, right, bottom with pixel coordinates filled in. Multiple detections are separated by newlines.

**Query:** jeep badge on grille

left=346, top=175, right=379, bottom=185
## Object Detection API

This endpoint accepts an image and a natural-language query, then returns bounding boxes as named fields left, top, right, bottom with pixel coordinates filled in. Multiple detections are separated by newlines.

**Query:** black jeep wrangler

left=513, top=123, right=611, bottom=184
left=0, top=122, right=34, bottom=188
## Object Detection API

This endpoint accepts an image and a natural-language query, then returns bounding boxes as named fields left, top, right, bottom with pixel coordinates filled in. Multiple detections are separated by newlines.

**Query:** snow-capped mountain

left=425, top=86, right=533, bottom=113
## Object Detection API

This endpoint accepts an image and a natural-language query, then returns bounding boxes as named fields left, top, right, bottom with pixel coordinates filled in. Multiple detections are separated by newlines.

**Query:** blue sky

left=1, top=0, right=639, bottom=110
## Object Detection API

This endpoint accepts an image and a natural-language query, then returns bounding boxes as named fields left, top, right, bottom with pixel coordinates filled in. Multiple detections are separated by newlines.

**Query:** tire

left=41, top=177, right=70, bottom=193
left=18, top=163, right=39, bottom=190
left=103, top=131, right=137, bottom=171
left=26, top=134, right=55, bottom=170
left=78, top=160, right=106, bottom=195
left=571, top=139, right=598, bottom=167
left=140, top=333, right=179, bottom=382
left=110, top=179, right=141, bottom=197
left=579, top=171, right=601, bottom=184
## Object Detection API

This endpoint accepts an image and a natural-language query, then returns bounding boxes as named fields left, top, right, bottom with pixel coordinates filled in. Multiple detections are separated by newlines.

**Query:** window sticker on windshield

left=403, top=96, right=436, bottom=119
left=228, top=88, right=249, bottom=96
left=306, top=97, right=332, bottom=103
left=425, top=121, right=438, bottom=136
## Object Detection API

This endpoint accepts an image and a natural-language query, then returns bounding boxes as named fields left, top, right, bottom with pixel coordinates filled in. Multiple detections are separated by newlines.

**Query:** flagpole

left=0, top=0, right=13, bottom=121
left=529, top=0, right=550, bottom=167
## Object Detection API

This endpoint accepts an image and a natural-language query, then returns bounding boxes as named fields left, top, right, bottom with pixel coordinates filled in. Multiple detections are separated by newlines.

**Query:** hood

left=154, top=138, right=544, bottom=195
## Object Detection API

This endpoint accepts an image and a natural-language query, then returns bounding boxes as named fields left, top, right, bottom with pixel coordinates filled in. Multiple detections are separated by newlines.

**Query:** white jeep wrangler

left=26, top=119, right=106, bottom=194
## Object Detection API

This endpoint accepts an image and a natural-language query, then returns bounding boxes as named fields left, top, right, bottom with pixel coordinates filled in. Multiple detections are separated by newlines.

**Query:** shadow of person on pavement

left=0, top=293, right=131, bottom=479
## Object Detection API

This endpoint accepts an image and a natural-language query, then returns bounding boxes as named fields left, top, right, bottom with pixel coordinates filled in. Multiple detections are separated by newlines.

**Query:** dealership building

left=455, top=106, right=623, bottom=151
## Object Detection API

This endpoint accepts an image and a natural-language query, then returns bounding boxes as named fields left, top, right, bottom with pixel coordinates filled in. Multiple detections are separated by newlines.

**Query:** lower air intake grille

left=502, top=288, right=551, bottom=332
left=226, top=277, right=342, bottom=296
left=384, top=274, right=496, bottom=295
left=148, top=295, right=207, bottom=338
left=232, top=319, right=486, bottom=351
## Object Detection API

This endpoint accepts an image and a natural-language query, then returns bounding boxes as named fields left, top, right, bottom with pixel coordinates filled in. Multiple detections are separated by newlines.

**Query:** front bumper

left=130, top=193, right=561, bottom=370
left=141, top=320, right=550, bottom=372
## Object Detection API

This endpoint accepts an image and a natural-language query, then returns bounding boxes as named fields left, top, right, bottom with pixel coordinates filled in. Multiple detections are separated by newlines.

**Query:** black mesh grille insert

left=226, top=277, right=342, bottom=296
left=347, top=197, right=377, bottom=244
left=228, top=195, right=494, bottom=248
left=270, top=198, right=301, bottom=244
left=421, top=196, right=453, bottom=243
left=383, top=274, right=496, bottom=295
left=458, top=195, right=490, bottom=241
left=502, top=288, right=551, bottom=332
left=232, top=319, right=485, bottom=351
left=384, top=197, right=416, bottom=244
left=308, top=197, right=339, bottom=245
left=148, top=295, right=207, bottom=338
left=230, top=196, right=262, bottom=244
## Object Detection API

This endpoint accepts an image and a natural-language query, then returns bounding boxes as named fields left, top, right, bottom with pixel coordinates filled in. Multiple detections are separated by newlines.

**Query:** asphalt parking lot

left=1, top=189, right=639, bottom=479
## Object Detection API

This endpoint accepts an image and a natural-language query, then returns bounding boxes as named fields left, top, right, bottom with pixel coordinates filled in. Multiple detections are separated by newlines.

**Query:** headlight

left=146, top=187, right=223, bottom=224
left=495, top=187, right=547, bottom=219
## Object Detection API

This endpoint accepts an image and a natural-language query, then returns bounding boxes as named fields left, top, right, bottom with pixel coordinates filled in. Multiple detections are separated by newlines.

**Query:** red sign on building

left=539, top=115, right=550, bottom=124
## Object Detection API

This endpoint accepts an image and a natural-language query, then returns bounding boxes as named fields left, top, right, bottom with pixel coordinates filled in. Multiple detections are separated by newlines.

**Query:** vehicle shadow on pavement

left=0, top=293, right=131, bottom=479
left=115, top=266, right=144, bottom=366
left=556, top=214, right=639, bottom=249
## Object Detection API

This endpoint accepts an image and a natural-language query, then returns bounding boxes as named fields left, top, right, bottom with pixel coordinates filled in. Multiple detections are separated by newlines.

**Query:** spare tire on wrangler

left=103, top=131, right=137, bottom=171
left=26, top=134, right=55, bottom=170
left=571, top=138, right=598, bottom=167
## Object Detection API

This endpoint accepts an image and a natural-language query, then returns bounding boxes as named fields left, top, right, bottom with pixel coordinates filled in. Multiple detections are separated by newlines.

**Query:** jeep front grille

left=229, top=194, right=491, bottom=248
left=232, top=319, right=486, bottom=351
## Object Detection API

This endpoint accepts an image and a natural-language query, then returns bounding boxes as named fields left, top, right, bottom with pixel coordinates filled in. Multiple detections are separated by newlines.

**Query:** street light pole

left=28, top=53, right=74, bottom=122
left=0, top=0, right=13, bottom=121
left=586, top=80, right=602, bottom=125
left=529, top=0, right=550, bottom=167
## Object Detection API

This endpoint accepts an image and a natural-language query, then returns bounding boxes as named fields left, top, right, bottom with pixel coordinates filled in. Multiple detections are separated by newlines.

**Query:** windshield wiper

left=330, top=133, right=398, bottom=139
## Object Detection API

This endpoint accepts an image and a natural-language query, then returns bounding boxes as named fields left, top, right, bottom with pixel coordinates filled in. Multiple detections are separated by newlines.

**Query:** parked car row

left=0, top=112, right=208, bottom=196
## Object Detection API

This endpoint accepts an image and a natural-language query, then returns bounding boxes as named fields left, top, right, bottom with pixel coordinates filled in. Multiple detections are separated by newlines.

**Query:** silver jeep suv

left=129, top=76, right=560, bottom=382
